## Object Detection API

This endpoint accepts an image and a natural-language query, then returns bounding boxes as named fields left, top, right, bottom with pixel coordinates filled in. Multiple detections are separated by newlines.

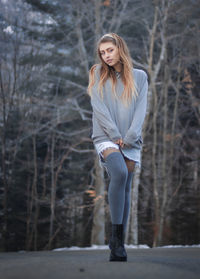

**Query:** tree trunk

left=91, top=155, right=105, bottom=245
left=146, top=4, right=160, bottom=247
left=48, top=133, right=56, bottom=249
left=127, top=166, right=140, bottom=245
left=0, top=66, right=8, bottom=251
left=76, top=21, right=89, bottom=77
left=32, top=134, right=39, bottom=250
left=152, top=83, right=160, bottom=247
left=94, top=0, right=101, bottom=49
left=158, top=59, right=169, bottom=246
left=26, top=157, right=32, bottom=251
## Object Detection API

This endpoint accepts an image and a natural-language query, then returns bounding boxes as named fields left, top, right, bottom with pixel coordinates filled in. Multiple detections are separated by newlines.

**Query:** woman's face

left=99, top=42, right=120, bottom=69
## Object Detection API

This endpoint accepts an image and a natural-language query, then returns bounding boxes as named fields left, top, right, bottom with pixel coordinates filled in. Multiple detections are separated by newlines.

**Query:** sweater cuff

left=110, top=133, right=122, bottom=142
left=123, top=135, right=143, bottom=149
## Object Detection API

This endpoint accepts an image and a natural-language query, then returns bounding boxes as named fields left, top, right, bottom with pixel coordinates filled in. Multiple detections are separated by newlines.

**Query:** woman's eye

left=109, top=49, right=113, bottom=52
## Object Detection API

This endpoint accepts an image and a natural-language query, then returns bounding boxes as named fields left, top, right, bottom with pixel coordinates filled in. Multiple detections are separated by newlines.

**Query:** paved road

left=0, top=247, right=200, bottom=279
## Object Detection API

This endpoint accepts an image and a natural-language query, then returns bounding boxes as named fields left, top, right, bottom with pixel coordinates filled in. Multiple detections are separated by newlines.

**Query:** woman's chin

left=107, top=62, right=116, bottom=67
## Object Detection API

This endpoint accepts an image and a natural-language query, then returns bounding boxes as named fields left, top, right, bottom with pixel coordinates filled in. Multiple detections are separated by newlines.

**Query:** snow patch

left=156, top=244, right=200, bottom=248
left=53, top=244, right=150, bottom=251
left=52, top=244, right=200, bottom=252
left=17, top=244, right=200, bottom=253
left=3, top=26, right=14, bottom=34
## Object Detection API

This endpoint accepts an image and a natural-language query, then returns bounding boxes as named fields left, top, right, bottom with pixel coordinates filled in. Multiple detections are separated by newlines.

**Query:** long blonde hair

left=87, top=33, right=137, bottom=105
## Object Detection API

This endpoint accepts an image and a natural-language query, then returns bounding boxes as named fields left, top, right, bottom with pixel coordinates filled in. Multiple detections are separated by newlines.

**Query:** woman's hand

left=114, top=138, right=124, bottom=148
left=114, top=139, right=132, bottom=148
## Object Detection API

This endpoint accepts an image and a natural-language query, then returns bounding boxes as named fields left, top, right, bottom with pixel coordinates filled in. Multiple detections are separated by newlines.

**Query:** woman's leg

left=102, top=148, right=128, bottom=224
left=102, top=147, right=120, bottom=159
left=122, top=171, right=134, bottom=232
left=122, top=158, right=135, bottom=233
left=102, top=149, right=135, bottom=227
left=102, top=148, right=128, bottom=261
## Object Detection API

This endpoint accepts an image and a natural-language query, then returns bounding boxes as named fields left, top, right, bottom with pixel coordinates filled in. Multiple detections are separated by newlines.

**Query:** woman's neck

left=113, top=62, right=122, bottom=73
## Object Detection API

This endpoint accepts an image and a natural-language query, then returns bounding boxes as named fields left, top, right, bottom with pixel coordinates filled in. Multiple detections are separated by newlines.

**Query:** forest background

left=0, top=0, right=199, bottom=252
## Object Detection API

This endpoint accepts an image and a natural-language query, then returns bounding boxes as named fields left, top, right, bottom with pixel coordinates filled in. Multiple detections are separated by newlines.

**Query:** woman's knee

left=111, top=160, right=128, bottom=183
left=104, top=150, right=128, bottom=181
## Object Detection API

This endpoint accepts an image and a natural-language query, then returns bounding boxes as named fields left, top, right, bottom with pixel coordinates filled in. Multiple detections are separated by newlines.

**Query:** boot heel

left=110, top=252, right=127, bottom=262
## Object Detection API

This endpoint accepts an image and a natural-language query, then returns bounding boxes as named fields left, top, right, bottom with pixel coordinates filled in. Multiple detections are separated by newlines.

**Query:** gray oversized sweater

left=90, top=64, right=148, bottom=165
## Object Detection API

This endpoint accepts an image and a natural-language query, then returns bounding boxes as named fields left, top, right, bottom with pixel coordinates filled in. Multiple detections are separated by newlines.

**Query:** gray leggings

left=104, top=152, right=134, bottom=232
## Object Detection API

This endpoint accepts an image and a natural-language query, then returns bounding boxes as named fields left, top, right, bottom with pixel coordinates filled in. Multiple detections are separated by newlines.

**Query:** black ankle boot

left=109, top=224, right=127, bottom=262
left=109, top=230, right=126, bottom=249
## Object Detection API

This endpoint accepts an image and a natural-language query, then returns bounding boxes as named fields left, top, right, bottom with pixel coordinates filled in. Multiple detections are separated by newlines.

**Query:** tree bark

left=91, top=155, right=105, bottom=245
left=76, top=21, right=89, bottom=77
left=0, top=65, right=8, bottom=251
left=26, top=155, right=32, bottom=251
left=48, top=133, right=56, bottom=249
left=158, top=58, right=169, bottom=245
left=32, top=134, right=39, bottom=250
left=147, top=6, right=160, bottom=247
left=127, top=166, right=140, bottom=245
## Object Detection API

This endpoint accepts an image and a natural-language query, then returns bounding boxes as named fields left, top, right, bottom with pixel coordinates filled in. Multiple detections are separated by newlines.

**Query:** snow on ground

left=17, top=244, right=200, bottom=253
left=53, top=244, right=200, bottom=252
left=157, top=244, right=200, bottom=248
left=53, top=244, right=149, bottom=251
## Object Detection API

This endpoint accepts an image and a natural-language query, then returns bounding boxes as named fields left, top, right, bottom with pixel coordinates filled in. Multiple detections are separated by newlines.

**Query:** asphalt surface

left=0, top=247, right=200, bottom=279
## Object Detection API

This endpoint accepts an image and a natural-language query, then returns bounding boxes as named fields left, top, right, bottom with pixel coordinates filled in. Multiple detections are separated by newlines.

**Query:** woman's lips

left=106, top=59, right=113, bottom=63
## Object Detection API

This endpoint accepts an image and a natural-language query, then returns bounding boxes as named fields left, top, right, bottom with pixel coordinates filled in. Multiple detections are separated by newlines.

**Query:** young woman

left=87, top=33, right=148, bottom=261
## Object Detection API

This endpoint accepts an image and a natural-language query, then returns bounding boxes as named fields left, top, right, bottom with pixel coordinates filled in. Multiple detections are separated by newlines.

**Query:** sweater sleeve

left=123, top=71, right=148, bottom=148
left=90, top=68, right=122, bottom=142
